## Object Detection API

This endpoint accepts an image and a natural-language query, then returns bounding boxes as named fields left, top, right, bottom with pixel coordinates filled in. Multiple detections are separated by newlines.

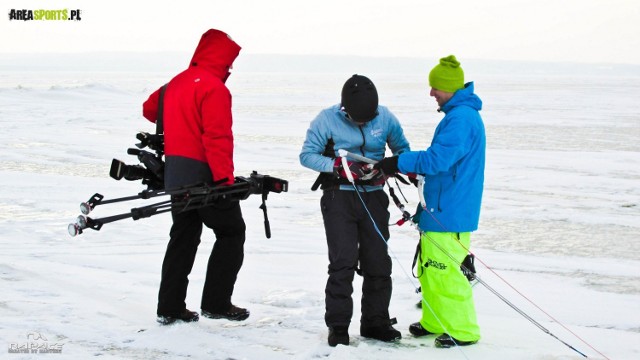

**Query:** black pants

left=157, top=199, right=246, bottom=316
left=320, top=189, right=392, bottom=329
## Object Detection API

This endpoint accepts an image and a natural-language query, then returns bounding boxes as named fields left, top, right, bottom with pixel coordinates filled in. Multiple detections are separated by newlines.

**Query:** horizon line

left=1, top=51, right=639, bottom=67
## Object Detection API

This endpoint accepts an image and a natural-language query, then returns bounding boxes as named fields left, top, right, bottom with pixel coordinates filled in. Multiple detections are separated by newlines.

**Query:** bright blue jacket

left=398, top=82, right=485, bottom=232
left=300, top=104, right=410, bottom=191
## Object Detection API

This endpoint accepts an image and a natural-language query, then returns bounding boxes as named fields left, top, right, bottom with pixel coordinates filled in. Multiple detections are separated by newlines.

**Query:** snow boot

left=201, top=304, right=250, bottom=321
left=328, top=326, right=349, bottom=347
left=434, top=333, right=477, bottom=348
left=360, top=324, right=402, bottom=342
left=409, top=322, right=434, bottom=337
left=157, top=309, right=200, bottom=325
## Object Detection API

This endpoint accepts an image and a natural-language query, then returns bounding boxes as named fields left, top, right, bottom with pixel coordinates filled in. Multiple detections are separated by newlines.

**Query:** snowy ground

left=0, top=61, right=639, bottom=359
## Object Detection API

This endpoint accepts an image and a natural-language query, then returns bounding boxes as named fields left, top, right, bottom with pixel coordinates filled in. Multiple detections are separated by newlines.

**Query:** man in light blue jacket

left=300, top=74, right=410, bottom=347
left=376, top=55, right=485, bottom=348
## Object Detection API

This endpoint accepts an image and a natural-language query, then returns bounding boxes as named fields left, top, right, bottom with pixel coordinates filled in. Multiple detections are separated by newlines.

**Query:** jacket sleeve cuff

left=397, top=152, right=417, bottom=174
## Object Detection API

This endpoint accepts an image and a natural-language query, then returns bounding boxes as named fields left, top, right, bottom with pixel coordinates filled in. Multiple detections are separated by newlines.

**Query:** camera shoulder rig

left=68, top=171, right=288, bottom=239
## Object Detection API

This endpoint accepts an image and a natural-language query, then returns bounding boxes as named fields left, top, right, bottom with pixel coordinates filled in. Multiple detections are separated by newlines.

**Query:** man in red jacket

left=143, top=29, right=249, bottom=325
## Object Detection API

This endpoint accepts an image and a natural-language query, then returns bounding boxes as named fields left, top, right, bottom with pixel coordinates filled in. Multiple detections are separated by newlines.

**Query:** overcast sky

left=2, top=0, right=639, bottom=65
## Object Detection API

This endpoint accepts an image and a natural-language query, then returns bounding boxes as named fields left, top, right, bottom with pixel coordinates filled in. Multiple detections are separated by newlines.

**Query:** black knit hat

left=341, top=74, right=379, bottom=122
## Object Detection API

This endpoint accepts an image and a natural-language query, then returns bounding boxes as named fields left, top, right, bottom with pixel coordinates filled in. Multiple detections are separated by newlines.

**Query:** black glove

left=374, top=156, right=399, bottom=175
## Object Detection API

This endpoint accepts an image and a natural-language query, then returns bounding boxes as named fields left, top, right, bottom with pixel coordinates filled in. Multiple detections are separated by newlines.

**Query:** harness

left=310, top=138, right=384, bottom=191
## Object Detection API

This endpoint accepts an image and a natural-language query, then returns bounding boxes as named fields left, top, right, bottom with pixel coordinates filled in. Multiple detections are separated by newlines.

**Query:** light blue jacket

left=300, top=104, right=410, bottom=191
left=398, top=82, right=485, bottom=232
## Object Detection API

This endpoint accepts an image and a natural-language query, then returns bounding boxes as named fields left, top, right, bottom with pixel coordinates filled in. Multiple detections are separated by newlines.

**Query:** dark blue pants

left=157, top=199, right=246, bottom=315
left=320, top=189, right=392, bottom=329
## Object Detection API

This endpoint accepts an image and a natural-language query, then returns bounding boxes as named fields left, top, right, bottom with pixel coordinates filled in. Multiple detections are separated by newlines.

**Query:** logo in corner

left=8, top=9, right=82, bottom=21
left=8, top=331, right=65, bottom=354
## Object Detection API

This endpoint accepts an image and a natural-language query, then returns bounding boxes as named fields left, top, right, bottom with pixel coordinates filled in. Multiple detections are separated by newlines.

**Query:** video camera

left=236, top=172, right=288, bottom=200
left=109, top=132, right=165, bottom=190
left=134, top=132, right=164, bottom=154
left=68, top=131, right=289, bottom=238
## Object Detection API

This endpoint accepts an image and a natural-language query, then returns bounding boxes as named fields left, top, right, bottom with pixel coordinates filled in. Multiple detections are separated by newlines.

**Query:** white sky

left=2, top=0, right=640, bottom=64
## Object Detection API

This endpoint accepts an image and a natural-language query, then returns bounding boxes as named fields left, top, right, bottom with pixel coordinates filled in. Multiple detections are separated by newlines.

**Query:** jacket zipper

left=358, top=125, right=366, bottom=156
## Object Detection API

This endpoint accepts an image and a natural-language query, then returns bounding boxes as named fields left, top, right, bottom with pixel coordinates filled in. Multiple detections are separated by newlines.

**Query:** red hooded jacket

left=143, top=29, right=241, bottom=188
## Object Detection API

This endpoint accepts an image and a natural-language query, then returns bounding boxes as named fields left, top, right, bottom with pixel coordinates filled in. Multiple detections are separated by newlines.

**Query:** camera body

left=109, top=132, right=165, bottom=190
left=236, top=171, right=288, bottom=200
left=108, top=133, right=289, bottom=198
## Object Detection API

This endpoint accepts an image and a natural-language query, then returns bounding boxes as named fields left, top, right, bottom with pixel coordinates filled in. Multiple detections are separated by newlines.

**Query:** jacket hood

left=189, top=29, right=241, bottom=80
left=441, top=82, right=482, bottom=113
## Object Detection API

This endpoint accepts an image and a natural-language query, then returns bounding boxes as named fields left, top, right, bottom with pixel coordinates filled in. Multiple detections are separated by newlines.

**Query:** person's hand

left=374, top=156, right=399, bottom=175
left=333, top=158, right=377, bottom=180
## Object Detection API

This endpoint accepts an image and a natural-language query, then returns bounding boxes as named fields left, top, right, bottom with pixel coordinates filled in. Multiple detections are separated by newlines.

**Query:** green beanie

left=429, top=55, right=464, bottom=93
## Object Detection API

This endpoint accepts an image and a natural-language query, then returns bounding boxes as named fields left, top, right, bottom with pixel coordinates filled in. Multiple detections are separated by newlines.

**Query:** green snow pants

left=418, top=231, right=480, bottom=342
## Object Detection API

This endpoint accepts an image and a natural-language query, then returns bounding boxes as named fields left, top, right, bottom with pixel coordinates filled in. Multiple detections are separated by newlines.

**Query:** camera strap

left=156, top=84, right=168, bottom=136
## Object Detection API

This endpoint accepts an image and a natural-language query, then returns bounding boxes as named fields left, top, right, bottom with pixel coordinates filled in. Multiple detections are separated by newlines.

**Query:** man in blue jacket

left=376, top=55, right=485, bottom=348
left=300, top=75, right=410, bottom=346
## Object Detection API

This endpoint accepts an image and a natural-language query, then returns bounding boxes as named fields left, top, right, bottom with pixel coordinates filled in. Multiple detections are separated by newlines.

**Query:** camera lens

left=122, top=165, right=147, bottom=181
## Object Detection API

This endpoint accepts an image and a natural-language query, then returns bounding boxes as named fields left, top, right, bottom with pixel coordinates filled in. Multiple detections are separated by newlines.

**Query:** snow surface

left=1, top=61, right=639, bottom=359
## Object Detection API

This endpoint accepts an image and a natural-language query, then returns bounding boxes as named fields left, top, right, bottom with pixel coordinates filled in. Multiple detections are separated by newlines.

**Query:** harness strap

left=311, top=138, right=335, bottom=191
left=411, top=238, right=423, bottom=278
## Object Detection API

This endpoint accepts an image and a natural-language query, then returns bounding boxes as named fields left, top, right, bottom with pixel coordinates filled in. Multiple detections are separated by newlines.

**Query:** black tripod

left=68, top=172, right=288, bottom=239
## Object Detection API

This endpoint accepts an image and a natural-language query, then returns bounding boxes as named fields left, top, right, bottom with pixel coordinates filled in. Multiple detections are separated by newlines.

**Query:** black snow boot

left=328, top=326, right=349, bottom=347
left=360, top=324, right=402, bottom=342
left=201, top=304, right=250, bottom=321
left=157, top=309, right=200, bottom=325
left=434, top=333, right=478, bottom=348
left=409, top=322, right=434, bottom=337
